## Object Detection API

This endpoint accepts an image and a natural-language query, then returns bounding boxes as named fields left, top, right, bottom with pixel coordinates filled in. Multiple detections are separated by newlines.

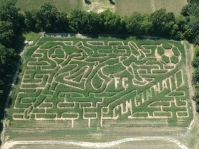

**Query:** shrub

left=192, top=57, right=199, bottom=68
left=194, top=46, right=199, bottom=56
left=192, top=68, right=199, bottom=83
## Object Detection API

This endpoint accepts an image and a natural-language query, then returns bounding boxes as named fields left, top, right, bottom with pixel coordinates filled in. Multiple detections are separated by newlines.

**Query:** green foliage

left=100, top=9, right=125, bottom=34
left=192, top=68, right=199, bottom=84
left=0, top=44, right=18, bottom=79
left=150, top=9, right=175, bottom=37
left=0, top=1, right=24, bottom=50
left=125, top=12, right=143, bottom=35
left=69, top=10, right=89, bottom=33
left=25, top=2, right=68, bottom=32
left=192, top=57, right=199, bottom=68
left=194, top=46, right=199, bottom=56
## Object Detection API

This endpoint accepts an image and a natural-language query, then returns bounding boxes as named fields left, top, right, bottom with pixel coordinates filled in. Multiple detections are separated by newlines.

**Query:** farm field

left=0, top=0, right=83, bottom=13
left=83, top=0, right=115, bottom=13
left=0, top=0, right=187, bottom=16
left=115, top=0, right=187, bottom=16
left=1, top=35, right=197, bottom=149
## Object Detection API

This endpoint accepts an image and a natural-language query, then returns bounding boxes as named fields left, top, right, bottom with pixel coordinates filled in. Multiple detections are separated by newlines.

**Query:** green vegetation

left=23, top=32, right=41, bottom=43
left=0, top=0, right=198, bottom=147
left=8, top=37, right=192, bottom=129
left=0, top=1, right=23, bottom=145
left=184, top=0, right=199, bottom=112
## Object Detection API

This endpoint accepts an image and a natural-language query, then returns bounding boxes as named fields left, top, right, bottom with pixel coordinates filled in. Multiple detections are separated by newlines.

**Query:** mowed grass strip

left=115, top=0, right=187, bottom=16
left=15, top=0, right=83, bottom=13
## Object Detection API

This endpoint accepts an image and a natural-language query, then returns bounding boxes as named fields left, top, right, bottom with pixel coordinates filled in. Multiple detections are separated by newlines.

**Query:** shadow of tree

left=85, top=0, right=91, bottom=5
left=109, top=0, right=115, bottom=5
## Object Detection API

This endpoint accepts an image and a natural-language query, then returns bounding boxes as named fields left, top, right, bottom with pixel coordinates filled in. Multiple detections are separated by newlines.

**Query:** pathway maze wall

left=11, top=38, right=192, bottom=128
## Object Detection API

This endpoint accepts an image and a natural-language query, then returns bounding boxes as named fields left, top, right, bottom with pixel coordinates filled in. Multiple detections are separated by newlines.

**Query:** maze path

left=12, top=40, right=190, bottom=127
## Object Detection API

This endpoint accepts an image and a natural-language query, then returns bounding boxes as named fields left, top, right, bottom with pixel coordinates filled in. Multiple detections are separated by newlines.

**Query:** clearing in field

left=2, top=36, right=196, bottom=149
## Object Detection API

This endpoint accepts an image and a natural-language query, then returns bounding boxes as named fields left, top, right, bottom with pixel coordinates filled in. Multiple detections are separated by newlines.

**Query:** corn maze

left=11, top=37, right=192, bottom=128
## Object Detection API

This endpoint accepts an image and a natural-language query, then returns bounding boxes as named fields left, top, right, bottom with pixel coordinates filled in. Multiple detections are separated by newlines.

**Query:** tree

left=84, top=12, right=102, bottom=34
left=125, top=12, right=143, bottom=35
left=24, top=10, right=38, bottom=31
left=0, top=1, right=25, bottom=50
left=0, top=44, right=17, bottom=80
left=69, top=10, right=88, bottom=33
left=0, top=1, right=24, bottom=35
left=188, top=19, right=199, bottom=38
left=25, top=3, right=68, bottom=32
left=193, top=68, right=199, bottom=84
left=181, top=5, right=189, bottom=16
left=100, top=10, right=125, bottom=34
left=38, top=2, right=60, bottom=32
left=149, top=9, right=175, bottom=37
left=194, top=46, right=199, bottom=56
left=0, top=21, right=15, bottom=48
left=55, top=12, right=68, bottom=32
left=192, top=57, right=199, bottom=68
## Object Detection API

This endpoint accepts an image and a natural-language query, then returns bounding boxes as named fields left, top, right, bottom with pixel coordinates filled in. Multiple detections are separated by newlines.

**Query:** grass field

left=83, top=0, right=115, bottom=13
left=23, top=32, right=42, bottom=43
left=0, top=0, right=83, bottom=13
left=115, top=0, right=187, bottom=16
left=0, top=0, right=187, bottom=16
left=1, top=36, right=196, bottom=148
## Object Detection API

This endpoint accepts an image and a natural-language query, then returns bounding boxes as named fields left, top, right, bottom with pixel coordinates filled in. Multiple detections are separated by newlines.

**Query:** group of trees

left=20, top=2, right=199, bottom=43
left=24, top=3, right=68, bottom=32
left=184, top=0, right=199, bottom=111
left=21, top=5, right=180, bottom=39
left=0, top=1, right=23, bottom=138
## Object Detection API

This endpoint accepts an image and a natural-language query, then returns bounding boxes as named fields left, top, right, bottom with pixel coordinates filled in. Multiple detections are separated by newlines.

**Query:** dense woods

left=1, top=0, right=199, bottom=139
left=0, top=2, right=23, bottom=134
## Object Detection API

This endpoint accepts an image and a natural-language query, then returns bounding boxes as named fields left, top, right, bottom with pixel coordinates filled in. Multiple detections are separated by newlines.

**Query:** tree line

left=0, top=1, right=24, bottom=136
left=22, top=2, right=195, bottom=41
left=187, top=0, right=199, bottom=111
left=1, top=0, right=199, bottom=133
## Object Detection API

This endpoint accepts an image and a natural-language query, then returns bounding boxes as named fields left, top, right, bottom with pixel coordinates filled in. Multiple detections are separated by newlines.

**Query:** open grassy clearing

left=23, top=32, right=42, bottom=43
left=115, top=0, right=187, bottom=16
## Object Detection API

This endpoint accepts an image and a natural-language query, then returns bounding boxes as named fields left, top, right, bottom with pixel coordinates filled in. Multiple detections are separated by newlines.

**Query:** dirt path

left=181, top=41, right=197, bottom=133
left=1, top=137, right=188, bottom=149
